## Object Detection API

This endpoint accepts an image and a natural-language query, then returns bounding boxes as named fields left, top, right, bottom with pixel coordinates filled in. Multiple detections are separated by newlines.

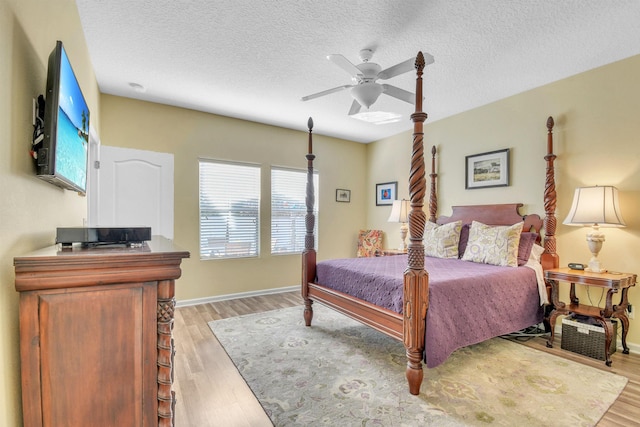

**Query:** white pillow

left=424, top=220, right=462, bottom=259
left=461, top=221, right=524, bottom=267
left=529, top=243, right=544, bottom=262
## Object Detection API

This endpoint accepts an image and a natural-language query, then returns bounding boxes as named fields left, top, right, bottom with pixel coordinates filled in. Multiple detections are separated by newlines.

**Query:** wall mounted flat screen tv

left=36, top=40, right=90, bottom=194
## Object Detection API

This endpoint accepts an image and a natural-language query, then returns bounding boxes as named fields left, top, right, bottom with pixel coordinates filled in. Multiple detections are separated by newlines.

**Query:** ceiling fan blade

left=377, top=58, right=415, bottom=80
left=301, top=85, right=353, bottom=101
left=423, top=52, right=435, bottom=66
left=378, top=53, right=436, bottom=80
left=381, top=84, right=415, bottom=104
left=348, top=99, right=361, bottom=116
left=327, top=54, right=363, bottom=78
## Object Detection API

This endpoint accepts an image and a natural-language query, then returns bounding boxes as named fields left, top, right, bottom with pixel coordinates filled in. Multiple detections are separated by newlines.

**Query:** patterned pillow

left=356, top=229, right=383, bottom=257
left=424, top=221, right=462, bottom=259
left=461, top=221, right=524, bottom=267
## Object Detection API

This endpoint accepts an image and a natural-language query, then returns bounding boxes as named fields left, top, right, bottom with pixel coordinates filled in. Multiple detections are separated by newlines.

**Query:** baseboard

left=620, top=341, right=639, bottom=354
left=176, top=285, right=299, bottom=308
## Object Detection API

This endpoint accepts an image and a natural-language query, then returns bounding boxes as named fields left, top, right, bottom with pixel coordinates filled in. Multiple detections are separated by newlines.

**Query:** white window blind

left=199, top=160, right=260, bottom=259
left=271, top=167, right=318, bottom=254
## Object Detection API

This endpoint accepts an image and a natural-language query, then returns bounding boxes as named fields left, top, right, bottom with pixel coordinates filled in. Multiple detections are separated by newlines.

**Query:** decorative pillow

left=356, top=229, right=383, bottom=257
left=424, top=221, right=462, bottom=259
left=517, top=232, right=538, bottom=266
left=457, top=223, right=471, bottom=257
left=461, top=221, right=524, bottom=267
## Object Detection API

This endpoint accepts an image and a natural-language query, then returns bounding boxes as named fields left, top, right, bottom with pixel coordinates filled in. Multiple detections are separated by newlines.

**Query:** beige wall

left=0, top=0, right=99, bottom=425
left=99, top=95, right=367, bottom=301
left=366, top=55, right=640, bottom=346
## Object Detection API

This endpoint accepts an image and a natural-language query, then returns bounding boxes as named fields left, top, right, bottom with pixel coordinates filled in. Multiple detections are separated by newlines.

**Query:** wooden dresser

left=14, top=237, right=189, bottom=427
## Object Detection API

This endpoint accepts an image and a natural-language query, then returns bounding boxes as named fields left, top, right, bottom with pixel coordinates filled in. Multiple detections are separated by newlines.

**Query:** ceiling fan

left=301, top=49, right=435, bottom=116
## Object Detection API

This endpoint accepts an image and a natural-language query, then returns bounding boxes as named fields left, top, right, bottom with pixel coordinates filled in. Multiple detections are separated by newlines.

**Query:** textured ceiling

left=76, top=0, right=640, bottom=143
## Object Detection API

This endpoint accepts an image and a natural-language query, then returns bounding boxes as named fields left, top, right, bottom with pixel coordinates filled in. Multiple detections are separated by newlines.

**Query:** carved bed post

left=541, top=116, right=559, bottom=326
left=428, top=145, right=437, bottom=223
left=302, top=117, right=316, bottom=327
left=541, top=116, right=559, bottom=271
left=403, top=52, right=429, bottom=395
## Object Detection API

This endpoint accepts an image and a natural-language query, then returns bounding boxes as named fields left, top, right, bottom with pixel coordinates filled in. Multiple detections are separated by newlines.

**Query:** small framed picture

left=336, top=188, right=351, bottom=203
left=465, top=149, right=510, bottom=189
left=376, top=182, right=397, bottom=206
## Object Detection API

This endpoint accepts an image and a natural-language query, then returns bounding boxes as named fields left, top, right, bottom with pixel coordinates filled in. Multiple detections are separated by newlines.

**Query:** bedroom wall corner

left=99, top=95, right=368, bottom=301
left=364, top=132, right=412, bottom=250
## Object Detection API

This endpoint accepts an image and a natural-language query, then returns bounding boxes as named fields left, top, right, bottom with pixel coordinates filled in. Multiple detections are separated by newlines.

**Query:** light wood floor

left=173, top=291, right=640, bottom=427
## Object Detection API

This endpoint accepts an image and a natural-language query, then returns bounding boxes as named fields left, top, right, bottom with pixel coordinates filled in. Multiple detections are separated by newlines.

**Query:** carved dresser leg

left=157, top=280, right=176, bottom=427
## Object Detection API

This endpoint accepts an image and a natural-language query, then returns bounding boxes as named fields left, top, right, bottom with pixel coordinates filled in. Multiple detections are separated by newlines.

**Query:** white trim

left=176, top=285, right=298, bottom=308
left=86, top=125, right=100, bottom=226
left=625, top=342, right=640, bottom=354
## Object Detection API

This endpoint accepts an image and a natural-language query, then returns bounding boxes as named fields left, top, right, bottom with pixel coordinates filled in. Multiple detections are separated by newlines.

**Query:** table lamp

left=387, top=199, right=410, bottom=251
left=563, top=185, right=625, bottom=273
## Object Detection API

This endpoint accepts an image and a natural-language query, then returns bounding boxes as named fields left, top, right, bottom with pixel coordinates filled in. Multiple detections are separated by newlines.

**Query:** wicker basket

left=561, top=316, right=617, bottom=360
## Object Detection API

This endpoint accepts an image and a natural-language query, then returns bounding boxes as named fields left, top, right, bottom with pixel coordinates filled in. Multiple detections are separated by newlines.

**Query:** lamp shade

left=563, top=186, right=626, bottom=227
left=388, top=199, right=410, bottom=223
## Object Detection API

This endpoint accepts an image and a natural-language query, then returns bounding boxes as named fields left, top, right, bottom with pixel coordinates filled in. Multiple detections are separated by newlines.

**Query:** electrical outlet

left=627, top=303, right=634, bottom=319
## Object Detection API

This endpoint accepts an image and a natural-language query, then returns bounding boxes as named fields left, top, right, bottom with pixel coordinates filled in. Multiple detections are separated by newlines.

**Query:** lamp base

left=585, top=257, right=606, bottom=273
left=399, top=223, right=408, bottom=252
left=585, top=227, right=606, bottom=273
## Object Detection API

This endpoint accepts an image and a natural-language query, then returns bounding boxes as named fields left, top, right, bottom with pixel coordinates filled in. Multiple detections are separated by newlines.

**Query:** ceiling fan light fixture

left=351, top=111, right=402, bottom=125
left=351, top=83, right=383, bottom=109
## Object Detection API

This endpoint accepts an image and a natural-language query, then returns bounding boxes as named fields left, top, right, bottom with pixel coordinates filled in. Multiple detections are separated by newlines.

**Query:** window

left=199, top=160, right=260, bottom=259
left=271, top=167, right=318, bottom=254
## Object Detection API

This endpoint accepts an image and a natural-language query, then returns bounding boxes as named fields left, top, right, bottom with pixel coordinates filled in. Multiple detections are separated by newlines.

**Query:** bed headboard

left=426, top=116, right=558, bottom=264
left=436, top=203, right=544, bottom=243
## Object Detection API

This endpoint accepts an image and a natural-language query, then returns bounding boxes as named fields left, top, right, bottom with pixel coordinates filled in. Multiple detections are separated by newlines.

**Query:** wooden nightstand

left=545, top=267, right=636, bottom=366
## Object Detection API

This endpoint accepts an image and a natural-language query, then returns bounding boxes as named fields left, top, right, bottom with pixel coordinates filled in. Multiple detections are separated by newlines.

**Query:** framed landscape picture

left=465, top=149, right=510, bottom=189
left=376, top=181, right=397, bottom=206
left=336, top=188, right=351, bottom=202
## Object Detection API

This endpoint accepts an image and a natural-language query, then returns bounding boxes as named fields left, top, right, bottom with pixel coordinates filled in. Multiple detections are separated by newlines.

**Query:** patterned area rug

left=208, top=304, right=627, bottom=426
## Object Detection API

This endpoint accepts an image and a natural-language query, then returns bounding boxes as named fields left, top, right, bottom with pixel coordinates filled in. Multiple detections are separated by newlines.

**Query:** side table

left=545, top=267, right=636, bottom=366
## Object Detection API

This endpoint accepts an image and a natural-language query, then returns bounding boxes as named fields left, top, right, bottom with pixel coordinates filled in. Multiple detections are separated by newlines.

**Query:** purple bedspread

left=315, top=255, right=543, bottom=368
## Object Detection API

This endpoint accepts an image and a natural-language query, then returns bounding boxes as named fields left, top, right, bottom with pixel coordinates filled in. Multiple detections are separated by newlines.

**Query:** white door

left=88, top=145, right=174, bottom=239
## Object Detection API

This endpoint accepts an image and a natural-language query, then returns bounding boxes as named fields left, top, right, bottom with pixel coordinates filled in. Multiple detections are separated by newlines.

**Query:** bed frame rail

left=307, top=283, right=403, bottom=340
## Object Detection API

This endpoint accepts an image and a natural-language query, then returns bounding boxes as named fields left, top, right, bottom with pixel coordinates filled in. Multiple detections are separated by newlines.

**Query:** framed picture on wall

left=376, top=181, right=397, bottom=206
left=336, top=189, right=351, bottom=202
left=465, top=149, right=510, bottom=189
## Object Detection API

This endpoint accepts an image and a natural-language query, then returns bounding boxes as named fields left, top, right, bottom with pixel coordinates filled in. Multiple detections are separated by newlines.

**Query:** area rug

left=208, top=304, right=627, bottom=426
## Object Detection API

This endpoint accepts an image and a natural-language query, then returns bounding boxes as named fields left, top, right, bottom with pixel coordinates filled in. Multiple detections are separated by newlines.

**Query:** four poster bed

left=301, top=51, right=560, bottom=395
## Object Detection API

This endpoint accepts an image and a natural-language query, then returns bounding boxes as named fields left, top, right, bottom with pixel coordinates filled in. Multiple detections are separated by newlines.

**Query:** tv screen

left=36, top=41, right=90, bottom=194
